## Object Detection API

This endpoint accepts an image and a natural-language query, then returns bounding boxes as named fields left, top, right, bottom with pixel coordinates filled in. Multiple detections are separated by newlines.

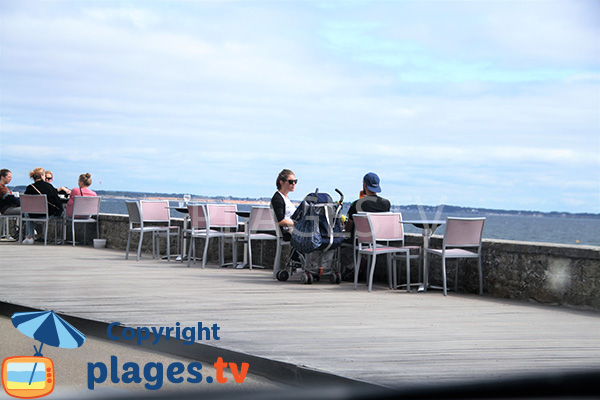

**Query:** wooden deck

left=1, top=242, right=599, bottom=389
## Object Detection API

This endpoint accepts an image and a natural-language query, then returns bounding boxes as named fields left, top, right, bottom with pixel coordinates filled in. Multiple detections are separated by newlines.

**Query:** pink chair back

left=140, top=200, right=169, bottom=222
left=248, top=207, right=276, bottom=233
left=353, top=214, right=374, bottom=244
left=353, top=213, right=404, bottom=244
left=444, top=217, right=485, bottom=247
left=368, top=213, right=404, bottom=241
left=188, top=204, right=209, bottom=230
left=20, top=194, right=48, bottom=214
left=72, top=196, right=101, bottom=217
left=207, top=204, right=237, bottom=229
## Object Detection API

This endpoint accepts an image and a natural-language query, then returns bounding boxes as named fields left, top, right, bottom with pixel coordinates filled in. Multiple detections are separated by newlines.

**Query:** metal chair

left=0, top=213, right=20, bottom=240
left=206, top=204, right=239, bottom=267
left=63, top=196, right=101, bottom=246
left=185, top=204, right=227, bottom=269
left=125, top=201, right=166, bottom=261
left=425, top=217, right=486, bottom=296
left=353, top=213, right=420, bottom=292
left=231, top=206, right=283, bottom=272
left=140, top=200, right=181, bottom=262
left=19, top=194, right=62, bottom=245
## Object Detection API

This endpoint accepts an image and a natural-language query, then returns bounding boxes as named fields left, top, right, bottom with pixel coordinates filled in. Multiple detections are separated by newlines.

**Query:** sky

left=1, top=0, right=599, bottom=213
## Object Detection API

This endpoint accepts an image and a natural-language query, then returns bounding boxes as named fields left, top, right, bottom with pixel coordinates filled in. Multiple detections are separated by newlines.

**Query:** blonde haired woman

left=22, top=167, right=63, bottom=244
left=65, top=173, right=97, bottom=217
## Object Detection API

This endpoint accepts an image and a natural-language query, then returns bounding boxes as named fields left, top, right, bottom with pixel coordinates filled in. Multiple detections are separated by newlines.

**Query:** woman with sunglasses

left=45, top=170, right=71, bottom=197
left=270, top=169, right=297, bottom=241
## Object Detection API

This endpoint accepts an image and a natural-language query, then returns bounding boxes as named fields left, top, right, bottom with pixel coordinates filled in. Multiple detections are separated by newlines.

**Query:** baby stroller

left=276, top=188, right=345, bottom=284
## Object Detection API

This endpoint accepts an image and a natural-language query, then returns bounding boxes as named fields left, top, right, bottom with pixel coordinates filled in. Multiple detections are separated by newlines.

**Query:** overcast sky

left=1, top=0, right=599, bottom=213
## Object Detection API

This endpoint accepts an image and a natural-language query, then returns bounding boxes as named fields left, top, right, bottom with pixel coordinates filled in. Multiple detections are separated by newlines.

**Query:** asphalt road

left=0, top=315, right=288, bottom=399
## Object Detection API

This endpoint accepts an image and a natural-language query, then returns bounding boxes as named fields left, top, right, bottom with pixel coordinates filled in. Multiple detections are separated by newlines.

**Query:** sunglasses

left=287, top=179, right=298, bottom=185
left=46, top=177, right=53, bottom=181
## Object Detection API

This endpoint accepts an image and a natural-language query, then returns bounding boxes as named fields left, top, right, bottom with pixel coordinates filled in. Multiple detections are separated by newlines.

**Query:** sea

left=99, top=198, right=600, bottom=247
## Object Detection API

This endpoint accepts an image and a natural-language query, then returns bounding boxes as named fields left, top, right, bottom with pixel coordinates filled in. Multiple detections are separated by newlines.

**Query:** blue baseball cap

left=363, top=172, right=381, bottom=193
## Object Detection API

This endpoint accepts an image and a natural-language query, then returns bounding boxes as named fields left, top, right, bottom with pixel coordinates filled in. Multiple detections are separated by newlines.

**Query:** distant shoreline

left=8, top=186, right=599, bottom=219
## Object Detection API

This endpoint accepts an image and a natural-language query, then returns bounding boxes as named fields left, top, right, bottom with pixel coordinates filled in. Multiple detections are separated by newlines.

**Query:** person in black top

left=270, top=169, right=297, bottom=241
left=22, top=167, right=63, bottom=244
left=345, top=172, right=391, bottom=233
left=341, top=172, right=391, bottom=280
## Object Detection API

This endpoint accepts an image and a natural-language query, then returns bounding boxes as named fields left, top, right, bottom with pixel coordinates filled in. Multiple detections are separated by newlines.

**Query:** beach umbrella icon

left=11, top=310, right=85, bottom=386
left=12, top=310, right=86, bottom=356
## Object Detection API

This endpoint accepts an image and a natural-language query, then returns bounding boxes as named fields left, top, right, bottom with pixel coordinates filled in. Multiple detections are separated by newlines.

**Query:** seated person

left=270, top=169, right=297, bottom=241
left=345, top=172, right=391, bottom=233
left=22, top=167, right=63, bottom=244
left=65, top=173, right=97, bottom=217
left=0, top=169, right=21, bottom=216
left=341, top=172, right=391, bottom=280
left=45, top=170, right=71, bottom=197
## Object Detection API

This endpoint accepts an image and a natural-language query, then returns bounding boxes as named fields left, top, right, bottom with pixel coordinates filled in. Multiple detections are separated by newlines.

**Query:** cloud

left=1, top=1, right=598, bottom=213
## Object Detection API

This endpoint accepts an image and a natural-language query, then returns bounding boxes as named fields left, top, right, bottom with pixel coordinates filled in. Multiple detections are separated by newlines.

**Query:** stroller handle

left=335, top=188, right=344, bottom=204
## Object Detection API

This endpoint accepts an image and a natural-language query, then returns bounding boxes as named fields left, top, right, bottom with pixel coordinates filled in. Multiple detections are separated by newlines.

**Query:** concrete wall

left=95, top=214, right=600, bottom=311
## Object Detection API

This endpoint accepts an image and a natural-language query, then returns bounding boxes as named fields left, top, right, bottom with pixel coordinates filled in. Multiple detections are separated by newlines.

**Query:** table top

left=402, top=220, right=445, bottom=229
left=166, top=206, right=189, bottom=213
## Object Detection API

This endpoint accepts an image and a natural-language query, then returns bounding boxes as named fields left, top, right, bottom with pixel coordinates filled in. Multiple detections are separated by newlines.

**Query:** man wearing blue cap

left=345, top=172, right=391, bottom=232
left=341, top=172, right=391, bottom=281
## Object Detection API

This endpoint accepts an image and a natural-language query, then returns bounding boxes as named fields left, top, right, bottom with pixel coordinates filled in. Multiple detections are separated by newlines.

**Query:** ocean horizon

left=96, top=197, right=600, bottom=247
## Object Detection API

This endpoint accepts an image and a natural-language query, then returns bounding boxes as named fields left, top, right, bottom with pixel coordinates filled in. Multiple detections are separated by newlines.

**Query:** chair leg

left=167, top=232, right=171, bottom=262
left=407, top=254, right=411, bottom=293
left=353, top=254, right=361, bottom=290
left=201, top=237, right=210, bottom=269
left=125, top=231, right=132, bottom=259
left=392, top=257, right=398, bottom=290
left=186, top=237, right=194, bottom=268
left=72, top=220, right=76, bottom=247
left=417, top=248, right=422, bottom=283
left=478, top=256, right=483, bottom=295
left=218, top=237, right=225, bottom=267
left=272, top=241, right=281, bottom=279
left=232, top=237, right=238, bottom=268
left=43, top=221, right=48, bottom=246
left=387, top=254, right=393, bottom=289
left=367, top=255, right=377, bottom=292
left=137, top=231, right=143, bottom=261
left=442, top=257, right=448, bottom=296
left=248, top=238, right=253, bottom=271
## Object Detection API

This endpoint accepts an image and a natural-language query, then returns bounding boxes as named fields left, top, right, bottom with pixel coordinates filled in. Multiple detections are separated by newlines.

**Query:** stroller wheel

left=335, top=273, right=342, bottom=284
left=301, top=271, right=312, bottom=284
left=276, top=270, right=289, bottom=282
left=313, top=274, right=320, bottom=282
left=329, top=274, right=337, bottom=284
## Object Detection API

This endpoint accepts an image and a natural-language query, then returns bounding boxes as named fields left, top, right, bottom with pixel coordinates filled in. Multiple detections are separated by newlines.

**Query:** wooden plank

left=1, top=243, right=599, bottom=387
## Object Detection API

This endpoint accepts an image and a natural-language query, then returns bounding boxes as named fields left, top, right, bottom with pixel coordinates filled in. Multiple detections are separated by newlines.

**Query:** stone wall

left=95, top=214, right=600, bottom=310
